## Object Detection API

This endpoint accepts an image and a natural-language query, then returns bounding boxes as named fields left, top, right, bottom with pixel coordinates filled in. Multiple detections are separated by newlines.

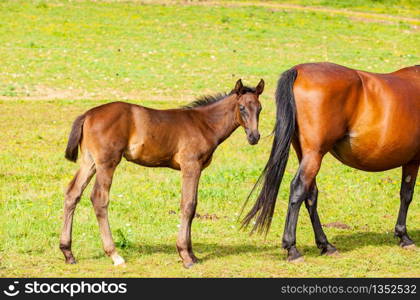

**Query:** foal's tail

left=242, top=67, right=298, bottom=234
left=65, top=114, right=86, bottom=162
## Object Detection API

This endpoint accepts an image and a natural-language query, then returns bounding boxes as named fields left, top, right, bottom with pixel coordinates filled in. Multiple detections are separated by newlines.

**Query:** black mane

left=183, top=92, right=229, bottom=109
left=183, top=86, right=256, bottom=109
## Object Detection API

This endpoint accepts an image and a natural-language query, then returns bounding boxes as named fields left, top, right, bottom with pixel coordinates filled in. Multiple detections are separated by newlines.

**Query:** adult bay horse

left=243, top=62, right=419, bottom=262
left=60, top=79, right=264, bottom=268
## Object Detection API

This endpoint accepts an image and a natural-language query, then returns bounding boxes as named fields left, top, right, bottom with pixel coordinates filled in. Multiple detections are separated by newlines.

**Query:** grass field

left=0, top=0, right=419, bottom=277
left=224, top=0, right=420, bottom=18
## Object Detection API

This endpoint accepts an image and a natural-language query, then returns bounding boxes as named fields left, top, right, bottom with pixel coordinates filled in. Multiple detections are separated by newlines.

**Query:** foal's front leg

left=177, top=161, right=201, bottom=268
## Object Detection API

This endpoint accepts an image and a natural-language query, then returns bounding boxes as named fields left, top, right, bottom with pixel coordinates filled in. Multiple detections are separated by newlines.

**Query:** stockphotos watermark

left=3, top=280, right=127, bottom=297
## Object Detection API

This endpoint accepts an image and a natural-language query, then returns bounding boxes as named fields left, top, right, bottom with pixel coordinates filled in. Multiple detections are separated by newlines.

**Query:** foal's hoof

left=183, top=256, right=199, bottom=268
left=191, top=255, right=199, bottom=264
left=111, top=253, right=126, bottom=267
left=65, top=257, right=77, bottom=264
left=113, top=259, right=126, bottom=267
left=183, top=261, right=196, bottom=269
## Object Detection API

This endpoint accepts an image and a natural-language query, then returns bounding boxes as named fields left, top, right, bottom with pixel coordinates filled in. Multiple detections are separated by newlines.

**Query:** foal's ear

left=256, top=79, right=264, bottom=95
left=233, top=79, right=243, bottom=94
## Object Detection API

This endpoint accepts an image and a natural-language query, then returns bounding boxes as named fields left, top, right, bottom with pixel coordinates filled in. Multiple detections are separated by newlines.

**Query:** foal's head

left=232, top=79, right=264, bottom=145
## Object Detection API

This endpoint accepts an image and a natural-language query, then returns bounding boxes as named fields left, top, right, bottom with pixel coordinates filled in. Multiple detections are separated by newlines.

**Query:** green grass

left=0, top=0, right=419, bottom=277
left=225, top=0, right=420, bottom=18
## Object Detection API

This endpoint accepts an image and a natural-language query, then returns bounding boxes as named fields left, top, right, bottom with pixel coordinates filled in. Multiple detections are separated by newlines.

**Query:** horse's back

left=84, top=101, right=135, bottom=125
left=354, top=66, right=420, bottom=138
left=391, top=64, right=420, bottom=80
left=357, top=65, right=420, bottom=103
left=293, top=62, right=420, bottom=171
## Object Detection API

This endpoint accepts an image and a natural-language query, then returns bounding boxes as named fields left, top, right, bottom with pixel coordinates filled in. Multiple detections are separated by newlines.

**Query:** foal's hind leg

left=282, top=152, right=322, bottom=262
left=60, top=153, right=96, bottom=264
left=91, top=158, right=125, bottom=266
left=305, top=181, right=337, bottom=255
left=395, top=161, right=418, bottom=248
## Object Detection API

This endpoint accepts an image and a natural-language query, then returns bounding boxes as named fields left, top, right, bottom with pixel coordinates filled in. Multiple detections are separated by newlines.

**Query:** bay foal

left=243, top=63, right=419, bottom=261
left=60, top=79, right=264, bottom=268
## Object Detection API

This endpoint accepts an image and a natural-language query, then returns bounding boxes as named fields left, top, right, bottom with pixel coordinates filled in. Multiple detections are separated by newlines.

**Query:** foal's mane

left=183, top=86, right=256, bottom=109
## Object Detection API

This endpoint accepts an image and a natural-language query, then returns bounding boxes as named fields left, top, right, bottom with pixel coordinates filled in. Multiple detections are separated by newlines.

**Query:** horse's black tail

left=241, top=67, right=298, bottom=234
left=65, top=114, right=86, bottom=162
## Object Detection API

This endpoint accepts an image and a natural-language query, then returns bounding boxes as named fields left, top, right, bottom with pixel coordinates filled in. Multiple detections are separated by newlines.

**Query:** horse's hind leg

left=282, top=152, right=322, bottom=262
left=305, top=181, right=337, bottom=255
left=395, top=161, right=419, bottom=248
left=60, top=153, right=96, bottom=264
left=90, top=157, right=125, bottom=266
left=292, top=140, right=337, bottom=256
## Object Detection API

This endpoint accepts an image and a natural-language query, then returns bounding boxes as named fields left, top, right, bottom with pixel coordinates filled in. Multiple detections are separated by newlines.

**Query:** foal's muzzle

left=246, top=130, right=260, bottom=145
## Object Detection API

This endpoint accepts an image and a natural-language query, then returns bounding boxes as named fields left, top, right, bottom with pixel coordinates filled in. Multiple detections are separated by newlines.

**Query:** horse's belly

left=123, top=141, right=180, bottom=169
left=330, top=134, right=417, bottom=172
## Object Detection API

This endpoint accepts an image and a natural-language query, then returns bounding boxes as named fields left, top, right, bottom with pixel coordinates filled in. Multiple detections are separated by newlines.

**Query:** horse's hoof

left=183, top=261, right=195, bottom=269
left=288, top=255, right=304, bottom=263
left=286, top=246, right=303, bottom=262
left=325, top=249, right=339, bottom=257
left=402, top=243, right=416, bottom=250
left=321, top=245, right=339, bottom=257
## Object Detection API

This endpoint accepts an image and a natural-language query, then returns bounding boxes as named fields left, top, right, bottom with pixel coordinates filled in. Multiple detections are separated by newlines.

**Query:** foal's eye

left=239, top=105, right=245, bottom=111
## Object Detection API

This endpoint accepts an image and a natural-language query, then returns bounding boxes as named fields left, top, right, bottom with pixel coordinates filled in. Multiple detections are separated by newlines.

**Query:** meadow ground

left=0, top=0, right=419, bottom=277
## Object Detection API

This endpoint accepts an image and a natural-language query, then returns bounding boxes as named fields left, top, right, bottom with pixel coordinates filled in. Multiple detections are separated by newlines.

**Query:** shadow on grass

left=84, top=230, right=420, bottom=263
left=120, top=243, right=279, bottom=263
left=115, top=230, right=420, bottom=261
left=331, top=230, right=420, bottom=252
left=301, top=230, right=420, bottom=255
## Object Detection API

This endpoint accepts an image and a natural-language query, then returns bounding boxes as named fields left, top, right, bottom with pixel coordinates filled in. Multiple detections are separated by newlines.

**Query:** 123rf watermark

left=3, top=281, right=127, bottom=297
